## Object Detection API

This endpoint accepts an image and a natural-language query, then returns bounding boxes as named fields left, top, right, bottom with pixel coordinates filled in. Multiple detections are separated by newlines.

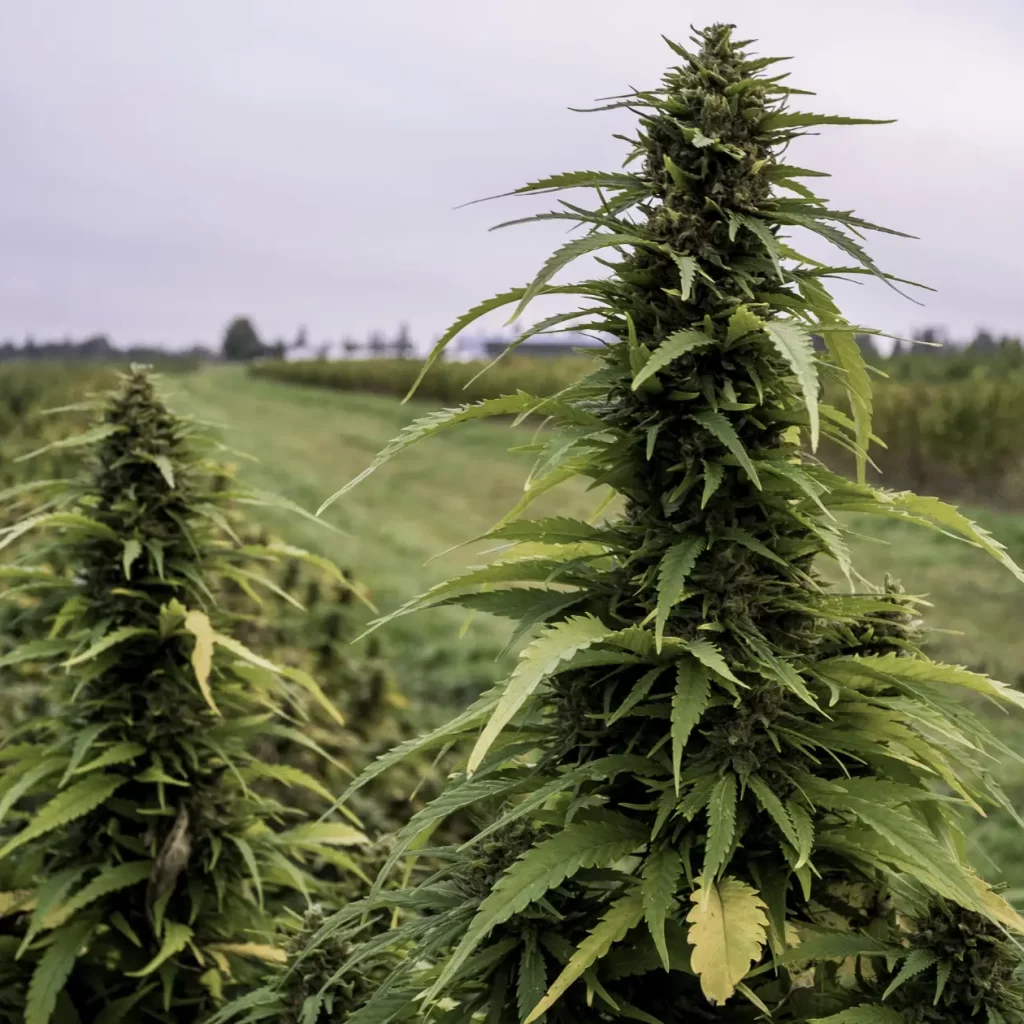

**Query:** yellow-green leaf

left=184, top=610, right=219, bottom=715
left=686, top=877, right=769, bottom=1005
left=125, top=921, right=192, bottom=977
left=207, top=942, right=287, bottom=964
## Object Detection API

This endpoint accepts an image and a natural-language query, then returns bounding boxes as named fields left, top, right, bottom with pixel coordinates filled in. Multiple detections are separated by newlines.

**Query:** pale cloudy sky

left=0, top=0, right=1021, bottom=352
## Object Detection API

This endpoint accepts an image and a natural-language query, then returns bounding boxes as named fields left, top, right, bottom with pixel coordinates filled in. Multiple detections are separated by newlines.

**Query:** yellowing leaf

left=278, top=821, right=369, bottom=849
left=970, top=876, right=1024, bottom=934
left=207, top=942, right=287, bottom=964
left=686, top=877, right=769, bottom=1005
left=525, top=886, right=644, bottom=1022
left=184, top=610, right=219, bottom=715
left=0, top=889, right=33, bottom=918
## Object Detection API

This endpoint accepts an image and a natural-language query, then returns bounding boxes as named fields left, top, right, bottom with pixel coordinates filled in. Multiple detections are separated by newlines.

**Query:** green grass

left=171, top=366, right=1024, bottom=890
left=173, top=367, right=1024, bottom=680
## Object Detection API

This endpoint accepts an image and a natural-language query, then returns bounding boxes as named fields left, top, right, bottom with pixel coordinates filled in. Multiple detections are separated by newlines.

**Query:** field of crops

left=253, top=355, right=1024, bottom=507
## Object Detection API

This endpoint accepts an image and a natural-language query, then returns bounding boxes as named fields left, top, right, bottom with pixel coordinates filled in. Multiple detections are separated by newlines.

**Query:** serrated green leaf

left=718, top=527, right=787, bottom=567
left=631, top=330, right=710, bottom=391
left=762, top=112, right=895, bottom=131
left=468, top=615, right=615, bottom=774
left=150, top=454, right=175, bottom=489
left=882, top=948, right=939, bottom=998
left=0, top=757, right=66, bottom=828
left=701, top=461, right=724, bottom=509
left=429, top=816, right=647, bottom=1000
left=642, top=848, right=683, bottom=971
left=810, top=1006, right=905, bottom=1024
left=701, top=775, right=738, bottom=888
left=787, top=801, right=814, bottom=869
left=230, top=836, right=263, bottom=908
left=883, top=492, right=1024, bottom=584
left=124, top=921, right=192, bottom=977
left=671, top=662, right=710, bottom=794
left=764, top=320, right=820, bottom=449
left=122, top=539, right=142, bottom=580
left=15, top=423, right=122, bottom=464
left=242, top=762, right=333, bottom=803
left=49, top=861, right=152, bottom=932
left=73, top=742, right=146, bottom=775
left=747, top=776, right=800, bottom=850
left=684, top=640, right=742, bottom=685
left=18, top=867, right=86, bottom=957
left=510, top=232, right=654, bottom=325
left=672, top=255, right=697, bottom=301
left=820, top=329, right=872, bottom=482
left=687, top=877, right=768, bottom=1006
left=0, top=775, right=126, bottom=861
left=655, top=537, right=704, bottom=651
left=25, top=916, right=97, bottom=1024
left=62, top=627, right=152, bottom=668
left=525, top=886, right=644, bottom=1022
left=726, top=306, right=764, bottom=344
left=736, top=215, right=783, bottom=281
left=692, top=411, right=760, bottom=488
left=318, top=393, right=569, bottom=512
left=518, top=935, right=547, bottom=1024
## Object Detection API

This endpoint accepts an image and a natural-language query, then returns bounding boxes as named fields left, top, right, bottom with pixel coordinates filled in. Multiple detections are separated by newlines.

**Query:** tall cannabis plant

left=0, top=368, right=366, bottom=1024
left=309, top=23, right=1024, bottom=1024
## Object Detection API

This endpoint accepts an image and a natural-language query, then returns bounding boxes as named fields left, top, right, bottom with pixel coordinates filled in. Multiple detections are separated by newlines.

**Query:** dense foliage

left=0, top=368, right=369, bottom=1023
left=300, top=24, right=1024, bottom=1023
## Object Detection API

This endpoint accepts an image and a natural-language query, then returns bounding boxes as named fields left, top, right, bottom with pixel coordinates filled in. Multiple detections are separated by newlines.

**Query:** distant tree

left=392, top=323, right=414, bottom=359
left=342, top=337, right=361, bottom=359
left=316, top=343, right=331, bottom=360
left=292, top=326, right=309, bottom=352
left=367, top=331, right=387, bottom=358
left=970, top=329, right=997, bottom=355
left=221, top=316, right=266, bottom=361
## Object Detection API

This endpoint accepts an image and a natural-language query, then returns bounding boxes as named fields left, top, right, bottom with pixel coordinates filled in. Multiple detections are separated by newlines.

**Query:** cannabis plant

left=311, top=23, right=1024, bottom=1024
left=0, top=367, right=367, bottom=1023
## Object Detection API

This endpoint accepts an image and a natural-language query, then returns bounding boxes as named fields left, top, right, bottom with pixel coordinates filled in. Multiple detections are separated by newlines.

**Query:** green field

left=168, top=366, right=1024, bottom=891
left=173, top=367, right=1024, bottom=681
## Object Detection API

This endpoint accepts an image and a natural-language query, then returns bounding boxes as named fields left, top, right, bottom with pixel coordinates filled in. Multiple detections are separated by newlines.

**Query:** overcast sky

left=1, top=0, right=1021, bottom=352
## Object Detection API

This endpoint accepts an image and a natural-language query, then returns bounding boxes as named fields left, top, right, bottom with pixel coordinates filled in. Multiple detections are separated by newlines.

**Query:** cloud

left=0, top=0, right=1020, bottom=349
